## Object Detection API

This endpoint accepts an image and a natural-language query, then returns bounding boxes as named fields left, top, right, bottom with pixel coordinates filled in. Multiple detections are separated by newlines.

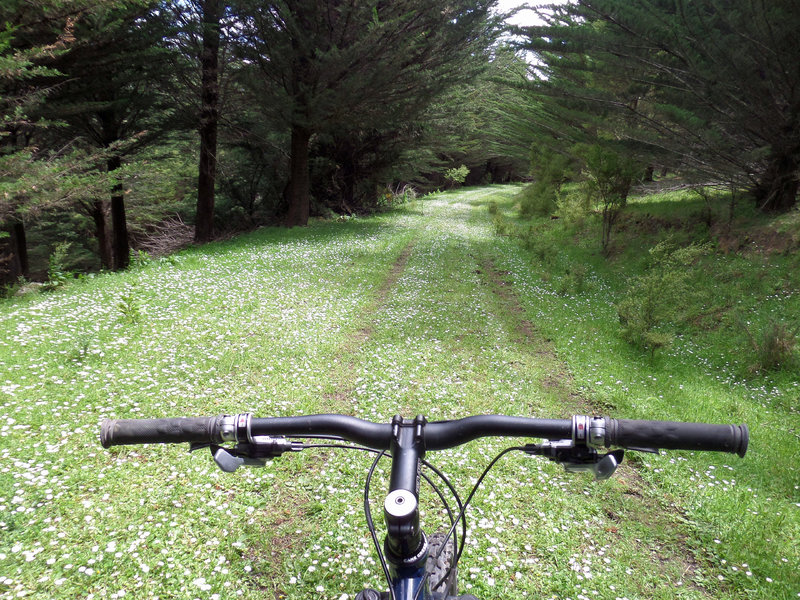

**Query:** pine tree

left=0, top=0, right=87, bottom=283
left=39, top=0, right=177, bottom=269
left=234, top=0, right=501, bottom=226
left=518, top=0, right=800, bottom=211
left=194, top=0, right=222, bottom=243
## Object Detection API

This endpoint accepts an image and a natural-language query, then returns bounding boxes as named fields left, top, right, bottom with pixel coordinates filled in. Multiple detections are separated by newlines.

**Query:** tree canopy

left=517, top=0, right=800, bottom=211
left=233, top=0, right=501, bottom=225
left=3, top=0, right=799, bottom=283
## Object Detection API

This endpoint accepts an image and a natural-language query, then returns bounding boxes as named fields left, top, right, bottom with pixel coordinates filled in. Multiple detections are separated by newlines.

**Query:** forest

left=2, top=0, right=798, bottom=284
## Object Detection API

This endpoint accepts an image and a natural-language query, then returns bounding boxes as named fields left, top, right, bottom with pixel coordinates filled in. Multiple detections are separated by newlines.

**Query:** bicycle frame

left=363, top=415, right=438, bottom=600
left=355, top=414, right=463, bottom=600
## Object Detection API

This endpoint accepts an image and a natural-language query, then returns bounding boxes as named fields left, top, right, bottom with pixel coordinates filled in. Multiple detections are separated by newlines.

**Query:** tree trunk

left=340, top=144, right=357, bottom=213
left=12, top=222, right=29, bottom=279
left=91, top=200, right=113, bottom=270
left=754, top=150, right=800, bottom=212
left=1, top=222, right=29, bottom=284
left=195, top=0, right=221, bottom=243
left=108, top=156, right=130, bottom=270
left=285, top=124, right=311, bottom=227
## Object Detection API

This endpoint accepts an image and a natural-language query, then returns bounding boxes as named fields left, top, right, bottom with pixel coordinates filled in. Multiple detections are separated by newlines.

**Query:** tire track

left=478, top=256, right=592, bottom=416
left=324, top=240, right=416, bottom=410
left=261, top=241, right=418, bottom=591
left=477, top=253, right=715, bottom=598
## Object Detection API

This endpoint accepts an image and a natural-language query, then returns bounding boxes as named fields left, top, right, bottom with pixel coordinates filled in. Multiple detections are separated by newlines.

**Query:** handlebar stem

left=389, top=415, right=427, bottom=495
left=384, top=415, right=428, bottom=570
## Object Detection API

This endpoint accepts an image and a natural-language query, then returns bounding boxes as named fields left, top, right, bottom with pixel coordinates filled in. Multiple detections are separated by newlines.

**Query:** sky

left=494, top=0, right=567, bottom=27
left=495, top=0, right=540, bottom=26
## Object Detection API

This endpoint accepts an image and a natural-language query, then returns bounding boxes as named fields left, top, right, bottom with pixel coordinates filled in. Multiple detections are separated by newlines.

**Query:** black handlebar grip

left=606, top=419, right=748, bottom=457
left=101, top=417, right=222, bottom=448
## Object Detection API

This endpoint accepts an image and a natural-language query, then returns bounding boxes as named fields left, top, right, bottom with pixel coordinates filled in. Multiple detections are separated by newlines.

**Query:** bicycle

left=101, top=413, right=748, bottom=599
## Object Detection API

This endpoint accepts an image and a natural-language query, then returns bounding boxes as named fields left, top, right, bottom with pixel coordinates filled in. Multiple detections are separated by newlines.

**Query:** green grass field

left=1, top=186, right=798, bottom=599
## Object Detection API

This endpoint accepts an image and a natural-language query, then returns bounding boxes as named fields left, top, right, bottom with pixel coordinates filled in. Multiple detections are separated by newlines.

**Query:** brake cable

left=365, top=450, right=397, bottom=600
left=414, top=445, right=528, bottom=600
left=206, top=434, right=507, bottom=600
left=301, top=443, right=464, bottom=554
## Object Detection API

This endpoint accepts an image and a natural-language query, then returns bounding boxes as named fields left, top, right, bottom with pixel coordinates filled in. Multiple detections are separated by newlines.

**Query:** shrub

left=68, top=332, right=95, bottom=363
left=518, top=180, right=558, bottom=218
left=573, top=143, right=640, bottom=254
left=557, top=264, right=588, bottom=295
left=117, top=285, right=142, bottom=324
left=744, top=320, right=798, bottom=372
left=42, top=242, right=73, bottom=291
left=556, top=185, right=592, bottom=228
left=521, top=227, right=558, bottom=266
left=492, top=213, right=512, bottom=236
left=617, top=240, right=709, bottom=356
left=444, top=165, right=469, bottom=188
left=382, top=184, right=418, bottom=207
left=1, top=278, right=26, bottom=299
left=130, top=249, right=153, bottom=268
left=521, top=147, right=576, bottom=219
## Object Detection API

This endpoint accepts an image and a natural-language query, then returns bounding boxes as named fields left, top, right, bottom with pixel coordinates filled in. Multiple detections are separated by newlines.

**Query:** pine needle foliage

left=232, top=0, right=502, bottom=225
left=516, top=0, right=800, bottom=212
left=617, top=239, right=710, bottom=357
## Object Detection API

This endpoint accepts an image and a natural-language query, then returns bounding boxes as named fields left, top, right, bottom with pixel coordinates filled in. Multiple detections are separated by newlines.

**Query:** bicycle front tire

left=426, top=532, right=456, bottom=596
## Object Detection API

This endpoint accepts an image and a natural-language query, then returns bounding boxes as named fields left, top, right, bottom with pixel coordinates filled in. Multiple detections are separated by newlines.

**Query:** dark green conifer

left=518, top=0, right=800, bottom=211
left=234, top=0, right=501, bottom=226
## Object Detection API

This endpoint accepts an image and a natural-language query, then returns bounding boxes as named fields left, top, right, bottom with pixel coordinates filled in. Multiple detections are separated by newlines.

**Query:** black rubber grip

left=101, top=417, right=222, bottom=448
left=606, top=419, right=748, bottom=457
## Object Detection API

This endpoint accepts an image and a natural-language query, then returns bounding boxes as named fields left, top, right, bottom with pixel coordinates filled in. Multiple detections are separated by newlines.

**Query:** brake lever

left=524, top=441, right=625, bottom=480
left=564, top=449, right=624, bottom=480
left=193, top=437, right=304, bottom=473
left=213, top=447, right=263, bottom=472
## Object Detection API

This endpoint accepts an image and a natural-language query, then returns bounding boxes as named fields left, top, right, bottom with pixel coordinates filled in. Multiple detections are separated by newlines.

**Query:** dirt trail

left=322, top=240, right=416, bottom=411
left=479, top=256, right=591, bottom=416
left=354, top=241, right=415, bottom=344
left=290, top=189, right=716, bottom=598
left=475, top=216, right=714, bottom=599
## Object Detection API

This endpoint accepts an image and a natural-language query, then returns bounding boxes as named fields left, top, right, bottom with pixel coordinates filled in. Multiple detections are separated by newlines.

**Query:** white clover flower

left=192, top=577, right=212, bottom=591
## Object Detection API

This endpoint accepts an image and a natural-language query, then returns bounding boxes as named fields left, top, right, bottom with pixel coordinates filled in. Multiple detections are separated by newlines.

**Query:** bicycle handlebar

left=100, top=414, right=748, bottom=457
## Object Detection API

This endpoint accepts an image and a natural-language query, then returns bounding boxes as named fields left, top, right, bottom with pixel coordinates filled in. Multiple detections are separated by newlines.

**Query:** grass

left=1, top=185, right=798, bottom=599
left=489, top=183, right=799, bottom=597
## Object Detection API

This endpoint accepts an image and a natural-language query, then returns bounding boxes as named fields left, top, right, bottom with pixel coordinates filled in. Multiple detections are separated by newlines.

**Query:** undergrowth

left=501, top=183, right=800, bottom=374
left=481, top=184, right=800, bottom=597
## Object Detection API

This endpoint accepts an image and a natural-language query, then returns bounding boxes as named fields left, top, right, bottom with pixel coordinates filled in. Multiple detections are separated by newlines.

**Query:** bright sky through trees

left=495, top=0, right=567, bottom=26
left=495, top=0, right=538, bottom=25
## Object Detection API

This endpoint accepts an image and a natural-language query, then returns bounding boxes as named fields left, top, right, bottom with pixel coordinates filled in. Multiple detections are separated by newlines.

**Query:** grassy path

left=0, top=187, right=795, bottom=599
